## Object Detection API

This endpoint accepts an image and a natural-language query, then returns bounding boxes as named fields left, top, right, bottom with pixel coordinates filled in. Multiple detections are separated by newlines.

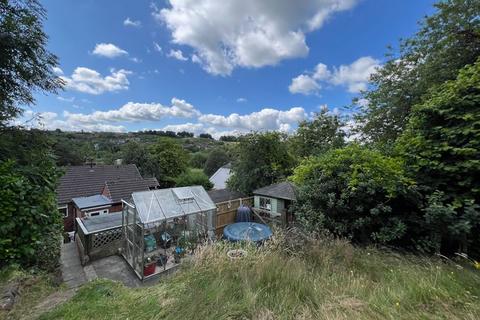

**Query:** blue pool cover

left=223, top=222, right=272, bottom=243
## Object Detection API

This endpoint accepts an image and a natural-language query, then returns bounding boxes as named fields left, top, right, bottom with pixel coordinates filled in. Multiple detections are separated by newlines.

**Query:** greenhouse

left=121, top=186, right=217, bottom=280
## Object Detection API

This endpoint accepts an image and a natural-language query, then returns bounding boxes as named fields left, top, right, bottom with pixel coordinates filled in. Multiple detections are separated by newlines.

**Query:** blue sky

left=29, top=0, right=436, bottom=137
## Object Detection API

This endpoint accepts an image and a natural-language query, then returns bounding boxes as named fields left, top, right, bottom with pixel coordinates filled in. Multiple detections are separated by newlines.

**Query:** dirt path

left=22, top=289, right=76, bottom=320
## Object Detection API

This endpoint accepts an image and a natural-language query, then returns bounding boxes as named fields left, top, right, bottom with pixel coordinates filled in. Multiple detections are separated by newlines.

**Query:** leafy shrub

left=228, top=132, right=294, bottom=194
left=292, top=144, right=419, bottom=246
left=203, top=148, right=229, bottom=176
left=175, top=169, right=213, bottom=190
left=0, top=160, right=62, bottom=271
left=398, top=60, right=480, bottom=257
left=190, top=152, right=208, bottom=169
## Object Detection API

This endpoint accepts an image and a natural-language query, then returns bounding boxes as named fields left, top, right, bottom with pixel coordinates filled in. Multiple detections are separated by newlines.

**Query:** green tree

left=190, top=152, right=208, bottom=169
left=398, top=61, right=480, bottom=255
left=0, top=129, right=62, bottom=271
left=199, top=133, right=213, bottom=139
left=356, top=0, right=480, bottom=147
left=149, top=138, right=189, bottom=184
left=52, top=138, right=84, bottom=166
left=122, top=141, right=152, bottom=176
left=292, top=144, right=418, bottom=246
left=174, top=168, right=213, bottom=190
left=0, top=0, right=64, bottom=127
left=203, top=148, right=230, bottom=176
left=289, top=107, right=346, bottom=158
left=228, top=132, right=294, bottom=194
left=0, top=0, right=63, bottom=271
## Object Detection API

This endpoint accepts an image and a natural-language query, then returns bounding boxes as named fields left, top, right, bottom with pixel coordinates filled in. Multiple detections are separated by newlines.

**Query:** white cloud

left=167, top=49, right=188, bottom=61
left=61, top=67, right=131, bottom=95
left=159, top=122, right=248, bottom=139
left=92, top=43, right=128, bottom=58
left=153, top=42, right=162, bottom=53
left=57, top=96, right=75, bottom=102
left=330, top=56, right=380, bottom=92
left=289, top=74, right=321, bottom=95
left=289, top=56, right=380, bottom=95
left=161, top=122, right=205, bottom=133
left=130, top=57, right=142, bottom=63
left=21, top=111, right=126, bottom=133
left=123, top=17, right=141, bottom=27
left=156, top=0, right=358, bottom=75
left=53, top=67, right=63, bottom=75
left=64, top=98, right=201, bottom=124
left=199, top=107, right=307, bottom=131
left=236, top=98, right=247, bottom=103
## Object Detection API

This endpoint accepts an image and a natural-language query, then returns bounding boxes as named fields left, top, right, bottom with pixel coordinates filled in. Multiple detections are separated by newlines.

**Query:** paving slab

left=61, top=242, right=87, bottom=289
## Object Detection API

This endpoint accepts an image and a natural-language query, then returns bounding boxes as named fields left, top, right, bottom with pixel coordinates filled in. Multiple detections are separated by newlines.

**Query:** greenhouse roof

left=130, top=186, right=216, bottom=224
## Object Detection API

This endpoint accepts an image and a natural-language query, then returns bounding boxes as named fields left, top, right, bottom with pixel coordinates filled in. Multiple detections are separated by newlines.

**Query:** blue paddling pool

left=223, top=222, right=273, bottom=243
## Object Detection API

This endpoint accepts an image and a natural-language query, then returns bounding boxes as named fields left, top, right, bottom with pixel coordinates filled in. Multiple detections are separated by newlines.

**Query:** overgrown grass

left=40, top=232, right=480, bottom=319
left=0, top=267, right=60, bottom=320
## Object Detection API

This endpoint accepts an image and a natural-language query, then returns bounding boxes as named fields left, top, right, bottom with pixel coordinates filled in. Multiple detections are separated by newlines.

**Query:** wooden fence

left=215, top=197, right=253, bottom=237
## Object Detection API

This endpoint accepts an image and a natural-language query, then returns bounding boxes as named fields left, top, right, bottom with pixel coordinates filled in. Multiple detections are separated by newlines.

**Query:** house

left=252, top=181, right=297, bottom=225
left=209, top=163, right=232, bottom=190
left=56, top=164, right=159, bottom=232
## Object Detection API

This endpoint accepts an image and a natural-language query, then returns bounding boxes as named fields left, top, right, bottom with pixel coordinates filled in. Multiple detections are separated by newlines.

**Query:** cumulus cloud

left=289, top=74, right=321, bottom=95
left=156, top=0, right=358, bottom=75
left=64, top=98, right=201, bottom=124
left=92, top=43, right=128, bottom=58
left=61, top=67, right=131, bottom=95
left=161, top=122, right=205, bottom=134
left=199, top=107, right=307, bottom=131
left=289, top=56, right=380, bottom=95
left=330, top=56, right=380, bottom=92
left=167, top=49, right=188, bottom=61
left=236, top=97, right=247, bottom=103
left=159, top=122, right=249, bottom=139
left=123, top=17, right=141, bottom=27
left=21, top=111, right=126, bottom=133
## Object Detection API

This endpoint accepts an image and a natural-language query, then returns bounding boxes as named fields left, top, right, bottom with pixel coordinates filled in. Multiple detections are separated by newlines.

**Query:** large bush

left=398, top=61, right=480, bottom=256
left=228, top=132, right=294, bottom=194
left=292, top=145, right=419, bottom=246
left=203, top=148, right=230, bottom=176
left=0, top=130, right=62, bottom=271
left=174, top=168, right=213, bottom=190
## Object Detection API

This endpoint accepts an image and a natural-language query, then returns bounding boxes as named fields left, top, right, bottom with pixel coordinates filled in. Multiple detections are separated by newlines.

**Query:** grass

left=40, top=232, right=480, bottom=320
left=0, top=267, right=61, bottom=320
left=10, top=232, right=480, bottom=319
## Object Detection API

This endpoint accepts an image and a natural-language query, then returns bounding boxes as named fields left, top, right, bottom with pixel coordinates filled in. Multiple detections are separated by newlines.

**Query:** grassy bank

left=0, top=268, right=60, bottom=320
left=38, top=233, right=480, bottom=320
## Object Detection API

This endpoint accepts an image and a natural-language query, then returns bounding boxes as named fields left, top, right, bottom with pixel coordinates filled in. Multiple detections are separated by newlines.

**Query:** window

left=58, top=206, right=68, bottom=218
left=259, top=197, right=271, bottom=211
left=86, top=209, right=109, bottom=217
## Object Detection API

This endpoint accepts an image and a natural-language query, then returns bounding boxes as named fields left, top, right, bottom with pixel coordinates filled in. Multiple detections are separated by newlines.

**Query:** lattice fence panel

left=92, top=228, right=123, bottom=249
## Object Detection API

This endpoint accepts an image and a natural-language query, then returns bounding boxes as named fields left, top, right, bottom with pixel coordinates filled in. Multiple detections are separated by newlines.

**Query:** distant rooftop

left=72, top=194, right=112, bottom=210
left=57, top=164, right=142, bottom=204
left=253, top=182, right=297, bottom=201
left=209, top=163, right=232, bottom=190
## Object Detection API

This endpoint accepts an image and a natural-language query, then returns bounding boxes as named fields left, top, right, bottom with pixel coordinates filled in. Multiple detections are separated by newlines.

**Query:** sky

left=26, top=0, right=437, bottom=138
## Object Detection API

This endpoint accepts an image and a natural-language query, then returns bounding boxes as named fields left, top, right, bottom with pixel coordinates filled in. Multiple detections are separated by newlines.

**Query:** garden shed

left=121, top=186, right=217, bottom=280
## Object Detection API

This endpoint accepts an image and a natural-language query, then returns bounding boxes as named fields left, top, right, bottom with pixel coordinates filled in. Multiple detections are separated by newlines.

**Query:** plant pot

left=143, top=263, right=156, bottom=276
